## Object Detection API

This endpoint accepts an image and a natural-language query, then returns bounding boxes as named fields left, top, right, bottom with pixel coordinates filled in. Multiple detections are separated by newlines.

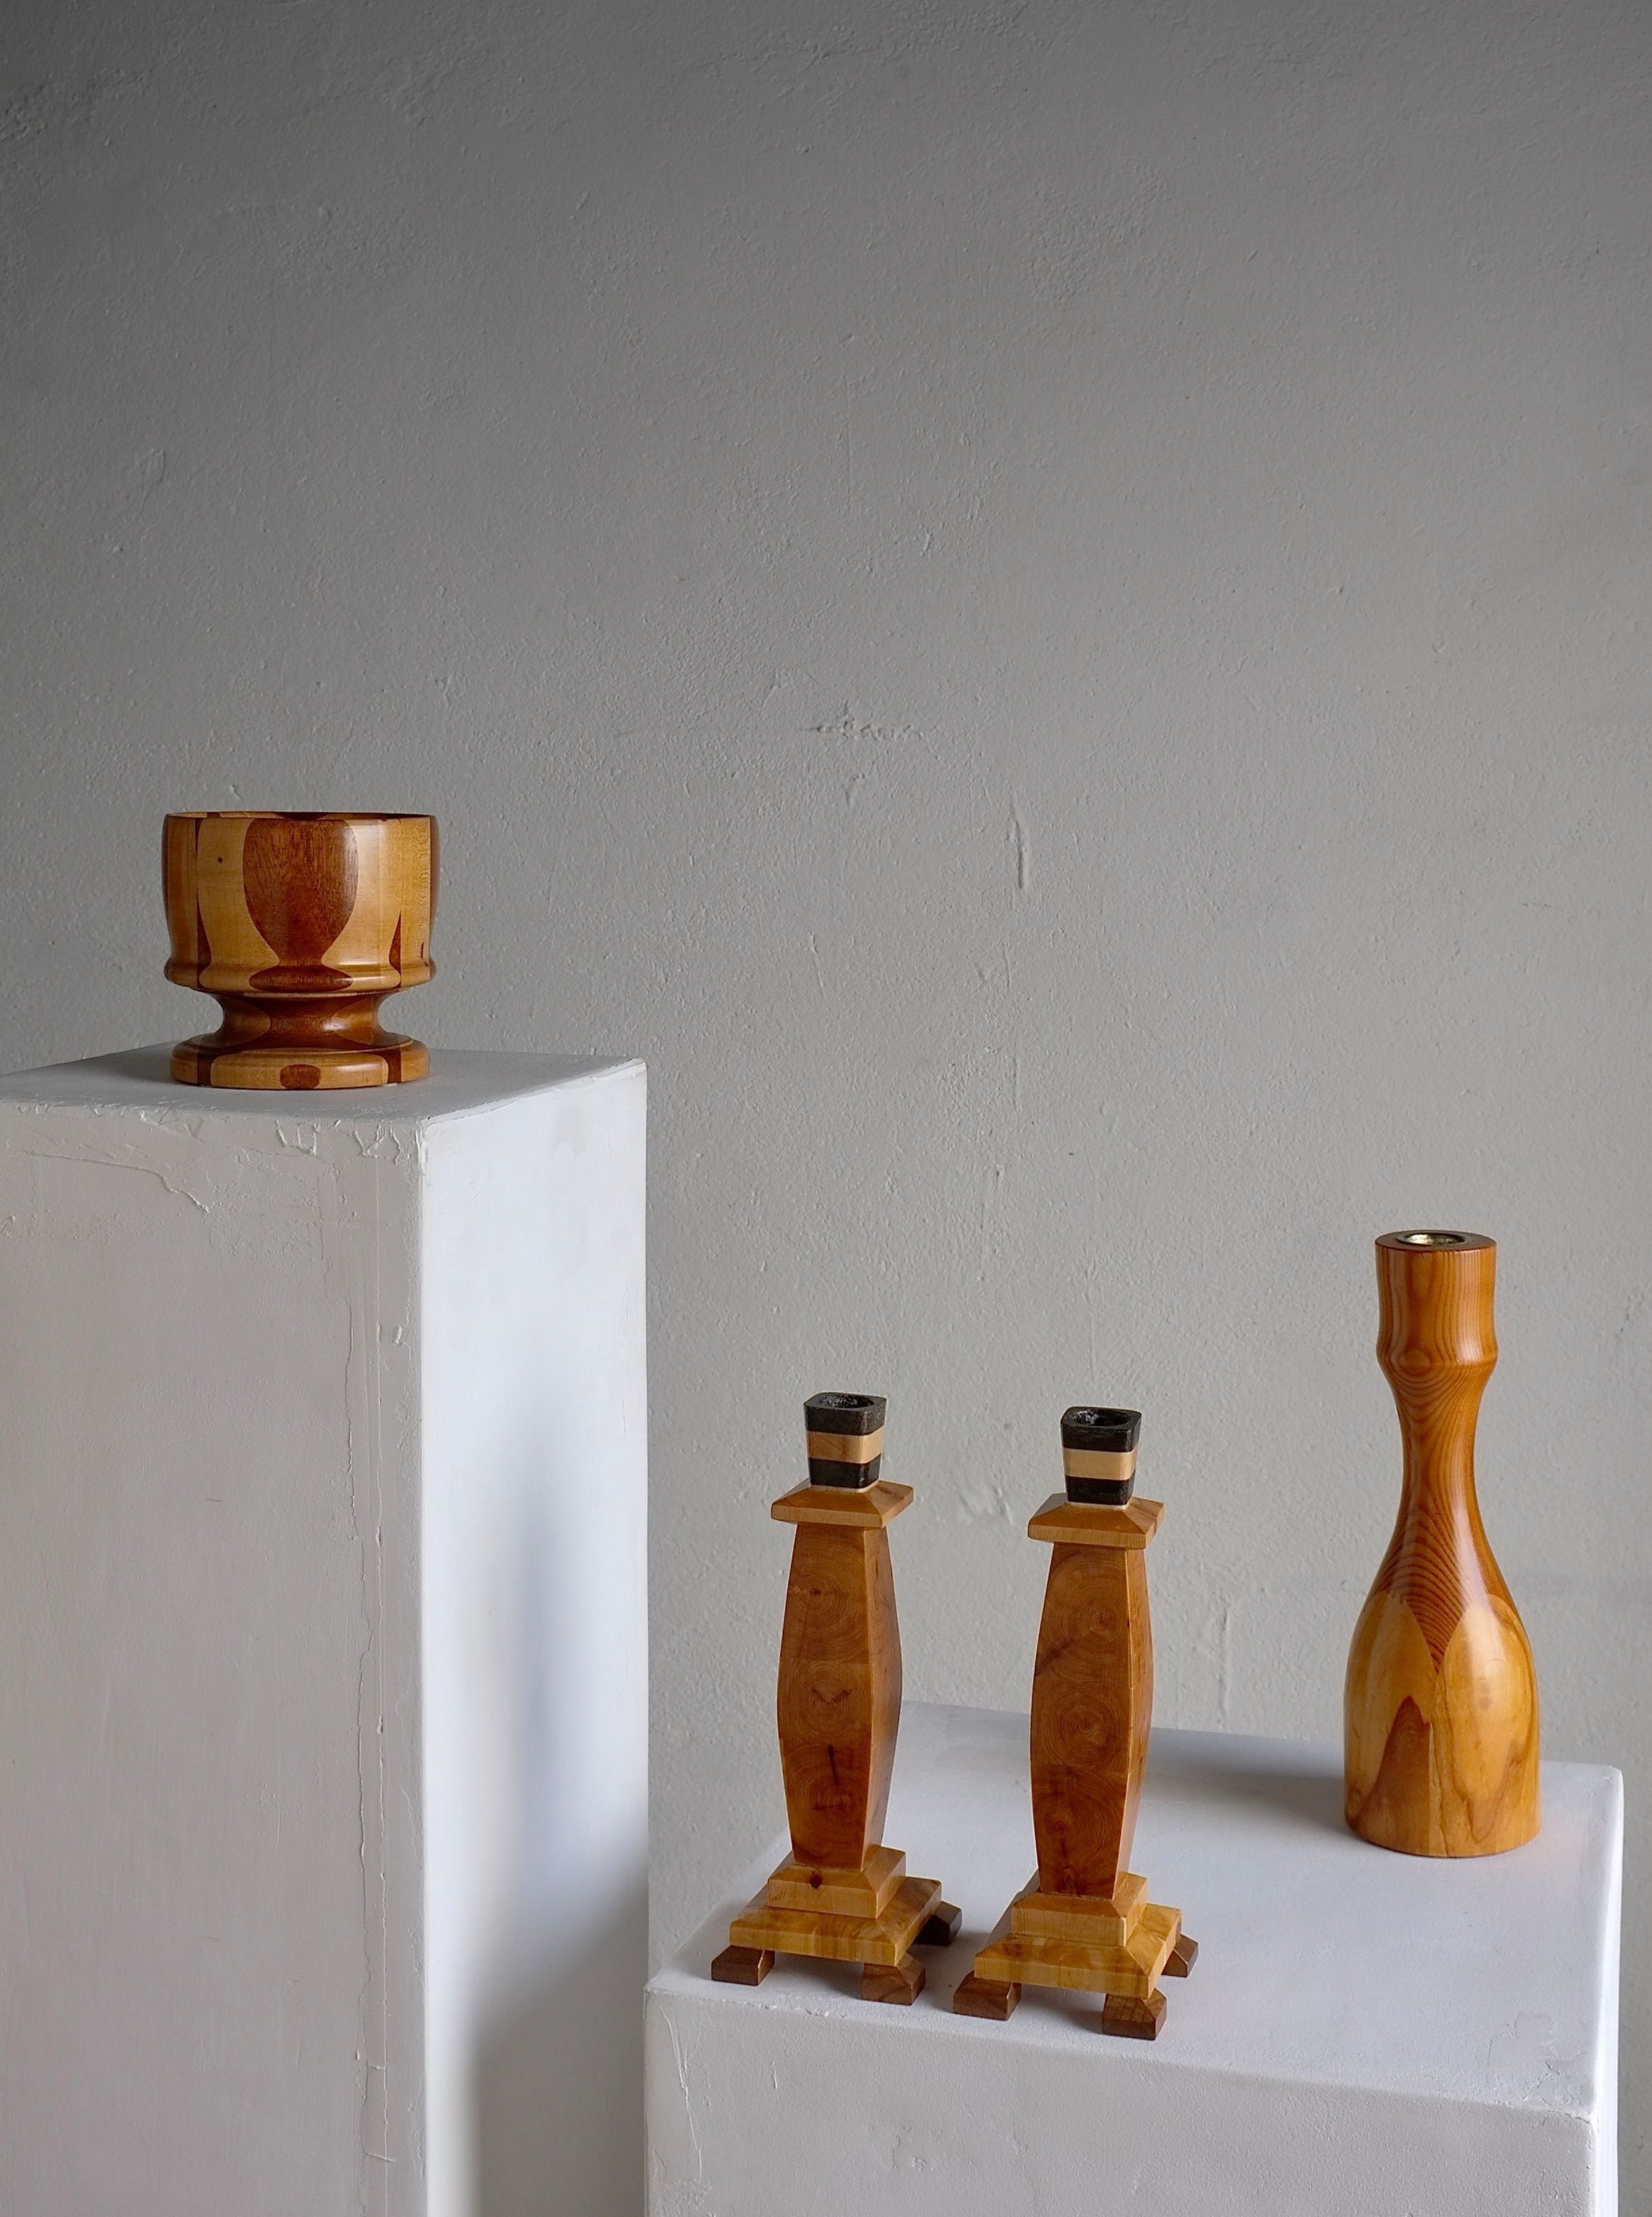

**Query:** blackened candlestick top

left=1061, top=1405, right=1141, bottom=1505
left=804, top=1391, right=887, bottom=1491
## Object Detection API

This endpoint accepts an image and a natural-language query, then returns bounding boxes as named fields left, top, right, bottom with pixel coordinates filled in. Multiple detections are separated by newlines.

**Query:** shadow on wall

left=474, top=1877, right=648, bottom=2217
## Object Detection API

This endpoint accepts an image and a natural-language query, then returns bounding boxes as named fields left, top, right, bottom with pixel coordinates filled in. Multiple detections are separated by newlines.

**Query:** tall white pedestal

left=0, top=1049, right=647, bottom=2217
left=648, top=1705, right=1622, bottom=2217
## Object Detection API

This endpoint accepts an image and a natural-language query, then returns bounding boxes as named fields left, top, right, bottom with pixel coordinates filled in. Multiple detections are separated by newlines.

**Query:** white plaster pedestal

left=648, top=1705, right=1622, bottom=2217
left=0, top=1049, right=647, bottom=2217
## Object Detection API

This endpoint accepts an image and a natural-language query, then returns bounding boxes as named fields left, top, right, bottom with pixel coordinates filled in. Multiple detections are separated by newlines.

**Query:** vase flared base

left=171, top=990, right=428, bottom=1090
left=171, top=1034, right=428, bottom=1090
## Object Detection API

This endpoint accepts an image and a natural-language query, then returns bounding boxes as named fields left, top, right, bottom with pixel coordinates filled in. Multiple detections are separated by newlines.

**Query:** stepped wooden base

left=955, top=1872, right=1194, bottom=2038
left=712, top=1854, right=958, bottom=2005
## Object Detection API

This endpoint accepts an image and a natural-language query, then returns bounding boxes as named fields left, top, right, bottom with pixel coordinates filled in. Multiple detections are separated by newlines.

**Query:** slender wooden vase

left=1344, top=1232, right=1540, bottom=1856
left=163, top=811, right=436, bottom=1089
left=711, top=1394, right=959, bottom=2004
left=955, top=1408, right=1195, bottom=2039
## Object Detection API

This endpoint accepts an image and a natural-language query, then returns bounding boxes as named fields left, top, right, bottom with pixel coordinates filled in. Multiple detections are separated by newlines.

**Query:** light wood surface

left=777, top=1518, right=903, bottom=1869
left=728, top=1875, right=944, bottom=1970
left=1031, top=1539, right=1153, bottom=1897
left=713, top=1421, right=957, bottom=2003
left=765, top=1844, right=906, bottom=1917
left=1008, top=1870, right=1145, bottom=1945
left=1061, top=1446, right=1138, bottom=1487
left=163, top=811, right=436, bottom=1089
left=770, top=1482, right=912, bottom=1529
left=957, top=1462, right=1193, bottom=2038
left=1344, top=1232, right=1540, bottom=1857
left=1026, top=1494, right=1163, bottom=1549
left=804, top=1427, right=886, bottom=1466
left=972, top=1895, right=1181, bottom=2000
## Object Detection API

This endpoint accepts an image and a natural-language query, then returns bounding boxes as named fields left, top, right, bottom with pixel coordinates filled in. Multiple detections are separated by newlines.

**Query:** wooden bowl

left=163, top=812, right=438, bottom=1089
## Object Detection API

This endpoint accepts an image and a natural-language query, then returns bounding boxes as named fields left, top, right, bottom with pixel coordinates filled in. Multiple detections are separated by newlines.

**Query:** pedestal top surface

left=654, top=1701, right=1622, bottom=2118
left=0, top=1046, right=640, bottom=1125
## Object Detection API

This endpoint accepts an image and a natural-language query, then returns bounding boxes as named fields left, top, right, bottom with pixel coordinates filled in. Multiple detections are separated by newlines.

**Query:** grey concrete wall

left=3, top=0, right=1648, bottom=2201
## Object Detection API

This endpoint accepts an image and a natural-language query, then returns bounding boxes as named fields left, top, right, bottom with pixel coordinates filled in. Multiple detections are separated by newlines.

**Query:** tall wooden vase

left=1344, top=1232, right=1540, bottom=1856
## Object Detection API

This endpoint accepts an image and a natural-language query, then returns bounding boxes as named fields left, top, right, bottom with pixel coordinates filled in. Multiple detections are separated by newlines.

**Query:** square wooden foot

left=710, top=1944, right=773, bottom=1986
left=1165, top=1934, right=1198, bottom=1977
left=1100, top=1990, right=1166, bottom=2039
left=916, top=1900, right=962, bottom=1947
left=952, top=1972, right=1020, bottom=2020
left=861, top=1954, right=925, bottom=2004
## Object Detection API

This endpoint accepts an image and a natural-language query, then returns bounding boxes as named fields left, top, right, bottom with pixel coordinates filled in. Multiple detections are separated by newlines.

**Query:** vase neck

left=1385, top=1360, right=1491, bottom=1518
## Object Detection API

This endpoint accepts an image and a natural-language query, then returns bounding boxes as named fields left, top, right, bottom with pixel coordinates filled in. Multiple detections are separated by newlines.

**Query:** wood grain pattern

left=976, top=1895, right=1180, bottom=2001
left=243, top=817, right=360, bottom=990
left=777, top=1520, right=902, bottom=1868
left=859, top=1955, right=925, bottom=2005
left=1031, top=1538, right=1153, bottom=1898
left=716, top=1437, right=955, bottom=2003
left=163, top=811, right=436, bottom=1089
left=709, top=1945, right=772, bottom=1986
left=770, top=1482, right=911, bottom=1530
left=804, top=1427, right=886, bottom=1466
left=1026, top=1495, right=1163, bottom=1550
left=730, top=1875, right=943, bottom=1968
left=765, top=1844, right=906, bottom=1917
left=1100, top=1991, right=1166, bottom=2039
left=1344, top=1232, right=1540, bottom=1857
left=1009, top=1870, right=1145, bottom=1945
left=958, top=1473, right=1192, bottom=2039
left=952, top=1971, right=1020, bottom=2020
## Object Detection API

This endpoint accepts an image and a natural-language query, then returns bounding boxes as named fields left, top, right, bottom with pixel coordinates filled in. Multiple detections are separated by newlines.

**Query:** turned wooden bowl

left=163, top=811, right=438, bottom=1089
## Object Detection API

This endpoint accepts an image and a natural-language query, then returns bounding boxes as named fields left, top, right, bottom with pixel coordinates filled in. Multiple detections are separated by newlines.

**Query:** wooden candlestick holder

left=163, top=811, right=437, bottom=1090
left=955, top=1408, right=1195, bottom=2039
left=711, top=1394, right=960, bottom=2004
left=1344, top=1232, right=1540, bottom=1856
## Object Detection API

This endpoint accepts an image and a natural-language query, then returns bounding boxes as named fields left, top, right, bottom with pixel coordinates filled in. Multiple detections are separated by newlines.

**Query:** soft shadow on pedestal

left=1148, top=1740, right=1348, bottom=1840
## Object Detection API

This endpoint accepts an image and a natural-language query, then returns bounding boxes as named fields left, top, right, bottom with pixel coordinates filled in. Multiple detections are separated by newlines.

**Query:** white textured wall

left=3, top=0, right=1649, bottom=2199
